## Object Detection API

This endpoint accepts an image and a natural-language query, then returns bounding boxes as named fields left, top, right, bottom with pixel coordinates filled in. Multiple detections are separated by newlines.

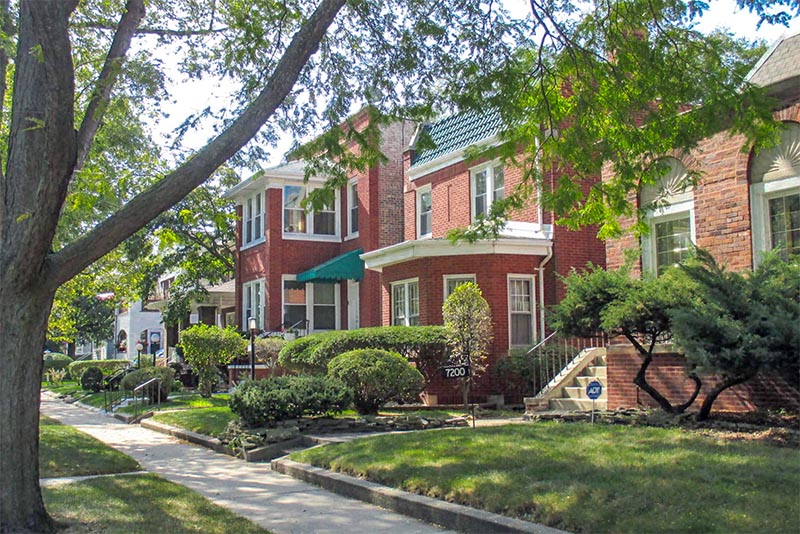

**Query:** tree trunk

left=696, top=373, right=755, bottom=421
left=0, top=283, right=56, bottom=533
left=628, top=338, right=681, bottom=413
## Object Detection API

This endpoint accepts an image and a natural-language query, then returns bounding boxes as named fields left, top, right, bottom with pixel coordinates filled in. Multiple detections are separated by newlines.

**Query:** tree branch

left=46, top=0, right=347, bottom=290
left=73, top=22, right=227, bottom=37
left=75, top=0, right=145, bottom=171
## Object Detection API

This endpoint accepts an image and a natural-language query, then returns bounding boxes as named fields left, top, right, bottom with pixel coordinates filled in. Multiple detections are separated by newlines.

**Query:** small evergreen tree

left=552, top=264, right=701, bottom=413
left=672, top=249, right=800, bottom=420
left=180, top=325, right=246, bottom=397
left=442, top=282, right=493, bottom=406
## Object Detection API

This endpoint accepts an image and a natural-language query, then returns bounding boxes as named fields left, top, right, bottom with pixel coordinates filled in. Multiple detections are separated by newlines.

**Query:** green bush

left=121, top=367, right=176, bottom=404
left=180, top=324, right=246, bottom=397
left=43, top=352, right=73, bottom=377
left=80, top=367, right=105, bottom=393
left=68, top=359, right=130, bottom=380
left=278, top=326, right=449, bottom=381
left=229, top=375, right=352, bottom=427
left=327, top=349, right=424, bottom=415
left=254, top=337, right=287, bottom=368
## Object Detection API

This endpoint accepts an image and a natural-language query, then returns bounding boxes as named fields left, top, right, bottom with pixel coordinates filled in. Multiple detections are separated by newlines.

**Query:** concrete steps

left=546, top=354, right=607, bottom=411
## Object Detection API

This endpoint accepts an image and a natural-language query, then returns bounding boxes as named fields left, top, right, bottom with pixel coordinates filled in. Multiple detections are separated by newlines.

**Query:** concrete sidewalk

left=40, top=393, right=451, bottom=534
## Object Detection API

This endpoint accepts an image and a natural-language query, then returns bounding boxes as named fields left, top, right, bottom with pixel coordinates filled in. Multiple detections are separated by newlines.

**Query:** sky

left=154, top=0, right=799, bottom=171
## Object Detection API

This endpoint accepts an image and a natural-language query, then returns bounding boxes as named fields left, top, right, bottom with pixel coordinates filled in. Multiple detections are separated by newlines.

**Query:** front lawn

left=116, top=392, right=230, bottom=415
left=291, top=422, right=800, bottom=533
left=44, top=473, right=270, bottom=534
left=151, top=407, right=238, bottom=436
left=40, top=416, right=140, bottom=478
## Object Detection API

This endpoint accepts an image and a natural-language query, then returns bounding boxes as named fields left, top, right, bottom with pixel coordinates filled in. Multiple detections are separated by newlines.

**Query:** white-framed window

left=347, top=178, right=359, bottom=238
left=242, top=279, right=265, bottom=329
left=242, top=192, right=264, bottom=247
left=471, top=162, right=505, bottom=220
left=443, top=274, right=476, bottom=300
left=417, top=185, right=432, bottom=238
left=750, top=121, right=800, bottom=264
left=282, top=276, right=340, bottom=332
left=640, top=158, right=695, bottom=275
left=283, top=185, right=339, bottom=239
left=391, top=278, right=419, bottom=326
left=508, top=275, right=535, bottom=346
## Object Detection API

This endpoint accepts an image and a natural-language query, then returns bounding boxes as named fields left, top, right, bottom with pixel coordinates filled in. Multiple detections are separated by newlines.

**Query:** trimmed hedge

left=68, top=359, right=130, bottom=379
left=121, top=367, right=175, bottom=403
left=254, top=337, right=287, bottom=367
left=43, top=353, right=73, bottom=376
left=278, top=326, right=449, bottom=381
left=328, top=349, right=424, bottom=415
left=229, top=375, right=352, bottom=427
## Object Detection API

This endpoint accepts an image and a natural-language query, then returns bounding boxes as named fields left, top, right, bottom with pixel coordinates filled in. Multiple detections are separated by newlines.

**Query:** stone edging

left=271, top=458, right=569, bottom=534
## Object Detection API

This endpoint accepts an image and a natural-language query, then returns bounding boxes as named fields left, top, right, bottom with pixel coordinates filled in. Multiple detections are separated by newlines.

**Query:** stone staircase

left=524, top=348, right=607, bottom=414
left=548, top=353, right=607, bottom=411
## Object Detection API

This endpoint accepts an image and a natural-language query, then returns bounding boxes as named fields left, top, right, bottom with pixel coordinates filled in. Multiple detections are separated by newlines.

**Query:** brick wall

left=606, top=341, right=800, bottom=413
left=605, top=103, right=800, bottom=271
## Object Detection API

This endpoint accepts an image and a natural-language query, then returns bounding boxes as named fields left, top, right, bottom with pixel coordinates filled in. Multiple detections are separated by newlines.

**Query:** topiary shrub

left=120, top=367, right=175, bottom=404
left=180, top=324, right=246, bottom=397
left=254, top=337, right=287, bottom=369
left=68, top=359, right=130, bottom=380
left=42, top=352, right=73, bottom=378
left=278, top=326, right=449, bottom=383
left=80, top=366, right=105, bottom=392
left=229, top=375, right=351, bottom=427
left=327, top=349, right=424, bottom=415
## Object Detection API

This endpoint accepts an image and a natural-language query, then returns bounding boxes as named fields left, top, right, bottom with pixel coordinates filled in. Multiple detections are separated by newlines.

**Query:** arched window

left=117, top=330, right=128, bottom=351
left=640, top=158, right=695, bottom=275
left=749, top=121, right=800, bottom=264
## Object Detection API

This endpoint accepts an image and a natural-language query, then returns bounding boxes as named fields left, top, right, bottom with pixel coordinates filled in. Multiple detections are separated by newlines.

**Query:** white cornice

left=361, top=237, right=553, bottom=272
left=223, top=161, right=329, bottom=203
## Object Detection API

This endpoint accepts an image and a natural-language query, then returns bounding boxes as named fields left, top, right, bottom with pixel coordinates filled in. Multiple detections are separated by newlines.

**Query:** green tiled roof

left=410, top=109, right=503, bottom=168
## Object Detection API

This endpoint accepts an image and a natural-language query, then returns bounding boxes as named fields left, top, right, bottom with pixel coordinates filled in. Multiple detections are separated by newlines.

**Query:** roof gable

left=410, top=109, right=503, bottom=169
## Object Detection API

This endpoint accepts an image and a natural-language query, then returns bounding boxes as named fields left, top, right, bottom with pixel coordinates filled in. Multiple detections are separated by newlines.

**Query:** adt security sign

left=586, top=380, right=603, bottom=400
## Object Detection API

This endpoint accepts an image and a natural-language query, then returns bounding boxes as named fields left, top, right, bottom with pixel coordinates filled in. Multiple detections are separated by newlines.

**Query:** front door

left=347, top=280, right=360, bottom=330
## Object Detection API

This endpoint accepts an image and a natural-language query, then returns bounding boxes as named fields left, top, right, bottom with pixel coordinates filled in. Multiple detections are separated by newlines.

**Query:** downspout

left=537, top=244, right=553, bottom=341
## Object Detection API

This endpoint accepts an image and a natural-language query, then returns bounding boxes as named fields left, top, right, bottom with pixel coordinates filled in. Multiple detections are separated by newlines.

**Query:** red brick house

left=602, top=30, right=800, bottom=412
left=225, top=109, right=414, bottom=337
left=362, top=111, right=606, bottom=403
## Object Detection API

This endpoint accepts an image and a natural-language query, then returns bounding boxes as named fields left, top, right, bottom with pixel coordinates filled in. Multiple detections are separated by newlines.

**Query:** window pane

left=655, top=217, right=691, bottom=275
left=284, top=281, right=305, bottom=304
left=314, top=211, right=336, bottom=235
left=446, top=277, right=475, bottom=298
left=511, top=314, right=532, bottom=345
left=493, top=166, right=505, bottom=202
left=392, top=285, right=405, bottom=324
left=284, top=186, right=304, bottom=208
left=408, top=282, right=419, bottom=318
left=314, top=283, right=335, bottom=304
left=769, top=194, right=800, bottom=257
left=350, top=182, right=359, bottom=233
left=314, top=306, right=336, bottom=330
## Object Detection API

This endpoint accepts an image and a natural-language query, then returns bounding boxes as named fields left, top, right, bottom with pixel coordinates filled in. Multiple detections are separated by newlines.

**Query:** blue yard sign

left=586, top=380, right=603, bottom=400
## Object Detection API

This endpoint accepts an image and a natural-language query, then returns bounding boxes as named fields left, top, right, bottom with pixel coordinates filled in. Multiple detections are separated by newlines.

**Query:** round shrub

left=42, top=352, right=73, bottom=377
left=327, top=349, right=424, bottom=415
left=229, top=375, right=352, bottom=427
left=120, top=367, right=175, bottom=404
left=80, top=366, right=105, bottom=393
left=68, top=359, right=130, bottom=380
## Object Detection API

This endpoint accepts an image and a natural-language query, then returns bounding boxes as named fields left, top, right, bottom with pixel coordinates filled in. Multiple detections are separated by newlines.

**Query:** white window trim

left=417, top=184, right=432, bottom=239
left=281, top=275, right=341, bottom=332
left=443, top=274, right=476, bottom=300
left=282, top=184, right=342, bottom=241
left=345, top=177, right=359, bottom=240
left=750, top=175, right=800, bottom=266
left=242, top=278, right=265, bottom=330
left=470, top=160, right=504, bottom=222
left=390, top=277, right=419, bottom=326
left=507, top=274, right=536, bottom=347
left=241, top=192, right=265, bottom=250
left=642, top=200, right=696, bottom=276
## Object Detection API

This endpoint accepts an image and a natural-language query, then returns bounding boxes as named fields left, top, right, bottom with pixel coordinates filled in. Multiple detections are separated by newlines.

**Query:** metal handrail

left=132, top=377, right=162, bottom=417
left=526, top=330, right=559, bottom=355
left=525, top=332, right=607, bottom=398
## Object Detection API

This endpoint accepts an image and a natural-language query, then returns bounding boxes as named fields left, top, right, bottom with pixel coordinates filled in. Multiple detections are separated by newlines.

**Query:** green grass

left=43, top=473, right=270, bottom=533
left=117, top=392, right=230, bottom=414
left=291, top=422, right=800, bottom=533
left=151, top=407, right=238, bottom=436
left=39, top=416, right=140, bottom=478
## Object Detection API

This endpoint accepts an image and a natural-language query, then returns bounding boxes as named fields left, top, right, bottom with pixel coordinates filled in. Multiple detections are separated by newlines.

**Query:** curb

left=271, top=458, right=568, bottom=534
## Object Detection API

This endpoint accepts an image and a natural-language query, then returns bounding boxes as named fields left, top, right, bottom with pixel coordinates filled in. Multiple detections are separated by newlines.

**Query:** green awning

left=296, top=249, right=364, bottom=283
